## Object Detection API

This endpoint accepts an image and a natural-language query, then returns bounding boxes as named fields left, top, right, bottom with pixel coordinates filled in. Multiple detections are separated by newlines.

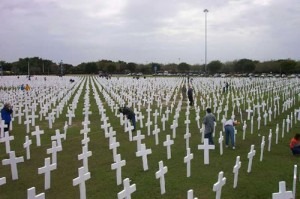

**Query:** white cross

left=0, top=176, right=6, bottom=186
left=218, top=131, right=224, bottom=155
left=31, top=126, right=44, bottom=146
left=138, top=112, right=145, bottom=128
left=2, top=151, right=24, bottom=180
left=27, top=187, right=45, bottom=199
left=165, top=107, right=171, bottom=120
left=133, top=130, right=145, bottom=152
left=38, top=157, right=57, bottom=190
left=187, top=189, right=198, bottom=199
left=195, top=114, right=200, bottom=128
left=0, top=120, right=7, bottom=137
left=24, top=118, right=32, bottom=133
left=263, top=111, right=268, bottom=126
left=83, top=109, right=92, bottom=119
left=51, top=129, right=65, bottom=149
left=14, top=109, right=24, bottom=124
left=73, top=167, right=91, bottom=199
left=45, top=113, right=54, bottom=129
left=170, top=120, right=178, bottom=139
left=163, top=135, right=174, bottom=159
left=110, top=137, right=120, bottom=162
left=184, top=131, right=191, bottom=149
left=81, top=132, right=90, bottom=147
left=30, top=111, right=38, bottom=127
left=111, top=154, right=126, bottom=185
left=293, top=165, right=297, bottom=199
left=153, top=125, right=161, bottom=145
left=260, top=136, right=265, bottom=162
left=184, top=148, right=194, bottom=177
left=185, top=117, right=191, bottom=131
left=213, top=171, right=226, bottom=199
left=63, top=121, right=68, bottom=140
left=23, top=135, right=32, bottom=160
left=161, top=114, right=167, bottom=131
left=153, top=109, right=159, bottom=124
left=198, top=138, right=215, bottom=165
left=101, top=119, right=110, bottom=135
left=136, top=143, right=152, bottom=171
left=66, top=109, right=75, bottom=125
left=272, top=181, right=293, bottom=199
left=155, top=161, right=168, bottom=195
left=268, top=108, right=273, bottom=122
left=233, top=156, right=241, bottom=188
left=145, top=119, right=153, bottom=136
left=117, top=178, right=136, bottom=199
left=78, top=145, right=92, bottom=173
left=125, top=121, right=134, bottom=141
left=282, top=119, right=285, bottom=138
left=47, top=141, right=62, bottom=164
left=0, top=131, right=14, bottom=153
left=247, top=145, right=256, bottom=173
left=268, top=131, right=272, bottom=152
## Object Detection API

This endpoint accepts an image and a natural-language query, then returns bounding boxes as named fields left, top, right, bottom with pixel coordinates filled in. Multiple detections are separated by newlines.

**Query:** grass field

left=0, top=76, right=300, bottom=199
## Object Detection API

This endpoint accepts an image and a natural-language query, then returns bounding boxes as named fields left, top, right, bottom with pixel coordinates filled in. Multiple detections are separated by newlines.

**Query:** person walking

left=119, top=106, right=136, bottom=131
left=187, top=85, right=194, bottom=106
left=1, top=103, right=13, bottom=136
left=202, top=108, right=216, bottom=145
left=224, top=119, right=240, bottom=149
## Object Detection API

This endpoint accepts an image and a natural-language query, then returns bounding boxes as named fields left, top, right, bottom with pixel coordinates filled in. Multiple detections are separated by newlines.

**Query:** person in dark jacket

left=119, top=107, right=136, bottom=131
left=202, top=108, right=216, bottom=145
left=187, top=86, right=194, bottom=106
left=1, top=103, right=13, bottom=133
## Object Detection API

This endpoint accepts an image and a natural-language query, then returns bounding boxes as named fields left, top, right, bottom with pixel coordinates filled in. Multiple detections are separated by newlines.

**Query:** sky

left=1, top=0, right=300, bottom=65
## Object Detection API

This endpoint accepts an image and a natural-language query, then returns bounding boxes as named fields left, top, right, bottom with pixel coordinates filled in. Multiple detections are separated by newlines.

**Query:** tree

left=107, top=63, right=117, bottom=73
left=127, top=62, right=136, bottom=72
left=207, top=60, right=222, bottom=74
left=177, top=62, right=190, bottom=73
left=85, top=62, right=98, bottom=74
left=278, top=59, right=297, bottom=74
left=234, top=59, right=256, bottom=73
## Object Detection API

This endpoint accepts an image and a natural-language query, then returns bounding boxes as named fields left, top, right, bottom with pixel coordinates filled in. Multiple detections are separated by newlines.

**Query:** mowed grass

left=0, top=76, right=300, bottom=199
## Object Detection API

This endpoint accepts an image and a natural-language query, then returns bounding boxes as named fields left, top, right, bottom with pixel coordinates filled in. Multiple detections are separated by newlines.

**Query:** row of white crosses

left=1, top=76, right=83, bottom=198
left=95, top=76, right=292, bottom=196
left=2, top=75, right=300, bottom=198
left=72, top=77, right=94, bottom=199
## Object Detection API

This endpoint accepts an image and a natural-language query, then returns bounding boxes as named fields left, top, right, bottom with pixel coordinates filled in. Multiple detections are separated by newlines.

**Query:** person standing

left=187, top=86, right=194, bottom=106
left=119, top=106, right=136, bottom=131
left=224, top=119, right=240, bottom=149
left=290, top=133, right=300, bottom=155
left=1, top=103, right=13, bottom=135
left=202, top=108, right=216, bottom=145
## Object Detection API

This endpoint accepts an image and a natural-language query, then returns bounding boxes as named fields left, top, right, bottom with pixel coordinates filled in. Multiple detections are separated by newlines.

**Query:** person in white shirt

left=224, top=119, right=239, bottom=149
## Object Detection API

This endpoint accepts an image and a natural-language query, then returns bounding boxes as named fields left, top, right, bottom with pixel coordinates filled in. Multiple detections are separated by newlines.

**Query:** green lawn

left=0, top=76, right=299, bottom=199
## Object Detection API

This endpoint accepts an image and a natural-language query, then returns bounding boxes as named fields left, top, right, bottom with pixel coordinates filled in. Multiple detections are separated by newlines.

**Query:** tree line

left=0, top=57, right=299, bottom=75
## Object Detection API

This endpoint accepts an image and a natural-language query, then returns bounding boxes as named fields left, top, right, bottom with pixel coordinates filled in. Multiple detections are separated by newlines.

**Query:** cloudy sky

left=1, top=0, right=299, bottom=65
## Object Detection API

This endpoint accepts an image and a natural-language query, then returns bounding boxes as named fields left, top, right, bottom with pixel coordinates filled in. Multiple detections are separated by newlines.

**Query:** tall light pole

left=27, top=59, right=30, bottom=79
left=204, top=9, right=209, bottom=73
left=60, top=60, right=63, bottom=76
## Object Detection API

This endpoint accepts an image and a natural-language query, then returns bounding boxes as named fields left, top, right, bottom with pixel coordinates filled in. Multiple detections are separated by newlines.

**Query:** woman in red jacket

left=290, top=133, right=300, bottom=155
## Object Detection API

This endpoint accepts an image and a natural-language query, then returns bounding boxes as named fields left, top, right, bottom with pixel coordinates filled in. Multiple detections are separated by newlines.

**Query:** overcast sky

left=1, top=0, right=300, bottom=65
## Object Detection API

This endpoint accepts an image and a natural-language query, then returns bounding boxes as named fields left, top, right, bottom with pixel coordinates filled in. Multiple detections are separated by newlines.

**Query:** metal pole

left=28, top=60, right=30, bottom=77
left=60, top=60, right=63, bottom=76
left=204, top=9, right=209, bottom=73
